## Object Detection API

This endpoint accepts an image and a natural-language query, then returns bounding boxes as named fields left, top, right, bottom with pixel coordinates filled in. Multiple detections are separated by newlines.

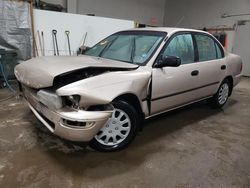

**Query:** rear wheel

left=89, top=100, right=140, bottom=152
left=208, top=79, right=231, bottom=108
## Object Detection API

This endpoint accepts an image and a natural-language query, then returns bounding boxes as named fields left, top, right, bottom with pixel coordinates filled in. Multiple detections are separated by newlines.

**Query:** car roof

left=128, top=27, right=208, bottom=35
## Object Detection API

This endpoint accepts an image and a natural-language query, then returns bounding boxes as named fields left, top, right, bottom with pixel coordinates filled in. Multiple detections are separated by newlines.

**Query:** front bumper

left=25, top=89, right=113, bottom=142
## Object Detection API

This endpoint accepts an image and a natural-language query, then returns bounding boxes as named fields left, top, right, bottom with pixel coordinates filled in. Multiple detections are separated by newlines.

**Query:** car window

left=163, top=34, right=195, bottom=65
left=195, top=34, right=218, bottom=61
left=101, top=35, right=162, bottom=64
left=133, top=36, right=163, bottom=63
left=102, top=35, right=133, bottom=63
left=85, top=32, right=165, bottom=65
left=85, top=35, right=117, bottom=57
left=215, top=42, right=223, bottom=59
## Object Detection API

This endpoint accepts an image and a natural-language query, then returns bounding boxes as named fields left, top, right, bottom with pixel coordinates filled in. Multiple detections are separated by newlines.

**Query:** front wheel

left=89, top=100, right=140, bottom=152
left=208, top=79, right=231, bottom=108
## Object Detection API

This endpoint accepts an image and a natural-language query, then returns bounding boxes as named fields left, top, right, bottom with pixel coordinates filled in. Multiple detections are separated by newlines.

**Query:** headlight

left=64, top=95, right=81, bottom=109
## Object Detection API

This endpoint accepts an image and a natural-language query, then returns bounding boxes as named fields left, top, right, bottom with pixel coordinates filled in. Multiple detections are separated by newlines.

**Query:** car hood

left=15, top=55, right=138, bottom=89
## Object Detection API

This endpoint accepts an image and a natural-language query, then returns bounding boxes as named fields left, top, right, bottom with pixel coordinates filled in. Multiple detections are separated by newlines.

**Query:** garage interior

left=0, top=0, right=250, bottom=187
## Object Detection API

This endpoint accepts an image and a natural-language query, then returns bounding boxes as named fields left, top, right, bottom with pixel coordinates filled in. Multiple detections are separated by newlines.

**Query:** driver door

left=151, top=33, right=201, bottom=115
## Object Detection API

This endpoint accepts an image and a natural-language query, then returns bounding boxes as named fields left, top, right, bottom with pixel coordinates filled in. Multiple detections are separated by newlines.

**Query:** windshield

left=84, top=31, right=166, bottom=65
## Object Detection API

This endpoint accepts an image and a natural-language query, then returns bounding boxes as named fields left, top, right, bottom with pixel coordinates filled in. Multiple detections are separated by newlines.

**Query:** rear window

left=195, top=34, right=224, bottom=62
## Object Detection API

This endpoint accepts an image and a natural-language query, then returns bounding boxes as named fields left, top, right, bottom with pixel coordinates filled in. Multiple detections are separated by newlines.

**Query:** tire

left=89, top=100, right=140, bottom=152
left=208, top=79, right=231, bottom=108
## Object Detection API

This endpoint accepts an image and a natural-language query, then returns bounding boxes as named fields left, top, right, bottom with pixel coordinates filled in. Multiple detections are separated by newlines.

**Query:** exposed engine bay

left=53, top=67, right=138, bottom=89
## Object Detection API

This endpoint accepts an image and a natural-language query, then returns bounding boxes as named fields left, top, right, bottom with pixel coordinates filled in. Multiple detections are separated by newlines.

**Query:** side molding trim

left=151, top=81, right=220, bottom=101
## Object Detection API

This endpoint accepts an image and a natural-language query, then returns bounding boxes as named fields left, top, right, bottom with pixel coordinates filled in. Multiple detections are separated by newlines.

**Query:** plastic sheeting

left=0, top=0, right=32, bottom=60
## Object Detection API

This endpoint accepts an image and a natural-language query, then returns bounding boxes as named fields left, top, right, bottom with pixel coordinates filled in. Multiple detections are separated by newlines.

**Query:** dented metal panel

left=56, top=68, right=151, bottom=107
left=14, top=55, right=138, bottom=89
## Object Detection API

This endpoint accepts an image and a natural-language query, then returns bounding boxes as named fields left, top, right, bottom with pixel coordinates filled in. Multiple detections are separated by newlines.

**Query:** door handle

left=191, top=70, right=199, bottom=76
left=221, top=65, right=226, bottom=70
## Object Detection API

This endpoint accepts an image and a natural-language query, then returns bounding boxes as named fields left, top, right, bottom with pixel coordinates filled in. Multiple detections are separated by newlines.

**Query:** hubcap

left=95, top=109, right=131, bottom=146
left=218, top=83, right=229, bottom=105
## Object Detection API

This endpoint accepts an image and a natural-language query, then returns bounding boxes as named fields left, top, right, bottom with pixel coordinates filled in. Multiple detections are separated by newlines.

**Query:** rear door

left=192, top=33, right=226, bottom=98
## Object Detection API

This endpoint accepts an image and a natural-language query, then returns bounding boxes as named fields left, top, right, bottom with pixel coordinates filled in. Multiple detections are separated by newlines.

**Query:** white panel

left=33, top=9, right=134, bottom=56
left=234, top=22, right=250, bottom=76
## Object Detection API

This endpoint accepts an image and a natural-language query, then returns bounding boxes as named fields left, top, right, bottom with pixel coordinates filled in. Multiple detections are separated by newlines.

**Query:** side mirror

left=154, top=56, right=181, bottom=68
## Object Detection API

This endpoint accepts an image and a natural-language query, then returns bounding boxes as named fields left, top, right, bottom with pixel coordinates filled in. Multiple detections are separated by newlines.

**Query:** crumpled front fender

left=56, top=69, right=151, bottom=107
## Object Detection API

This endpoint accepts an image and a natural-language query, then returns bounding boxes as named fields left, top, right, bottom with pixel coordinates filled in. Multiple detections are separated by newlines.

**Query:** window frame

left=153, top=31, right=197, bottom=67
left=192, top=32, right=225, bottom=62
left=153, top=31, right=225, bottom=68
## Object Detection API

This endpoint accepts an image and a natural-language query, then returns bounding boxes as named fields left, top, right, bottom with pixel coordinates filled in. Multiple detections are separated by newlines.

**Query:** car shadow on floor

left=27, top=98, right=238, bottom=179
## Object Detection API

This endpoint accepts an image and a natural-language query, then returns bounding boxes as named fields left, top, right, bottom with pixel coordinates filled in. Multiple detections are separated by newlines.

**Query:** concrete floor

left=0, top=78, right=250, bottom=188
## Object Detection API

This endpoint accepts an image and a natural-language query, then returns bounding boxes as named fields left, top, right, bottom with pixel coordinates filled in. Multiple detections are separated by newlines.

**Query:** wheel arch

left=113, top=93, right=145, bottom=130
left=224, top=75, right=233, bottom=96
left=113, top=93, right=143, bottom=115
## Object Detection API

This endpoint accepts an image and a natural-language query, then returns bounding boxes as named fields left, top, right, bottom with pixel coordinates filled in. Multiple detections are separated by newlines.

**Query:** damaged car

left=15, top=28, right=243, bottom=152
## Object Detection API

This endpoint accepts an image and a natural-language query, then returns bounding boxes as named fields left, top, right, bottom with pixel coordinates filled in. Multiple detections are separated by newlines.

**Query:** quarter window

left=163, top=34, right=195, bottom=65
left=195, top=34, right=223, bottom=61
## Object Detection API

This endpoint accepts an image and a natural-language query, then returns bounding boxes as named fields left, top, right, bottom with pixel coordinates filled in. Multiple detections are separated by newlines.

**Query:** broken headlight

left=63, top=95, right=81, bottom=109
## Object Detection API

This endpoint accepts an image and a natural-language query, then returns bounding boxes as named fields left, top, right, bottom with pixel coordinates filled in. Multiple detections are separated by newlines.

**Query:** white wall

left=76, top=0, right=166, bottom=26
left=164, top=0, right=250, bottom=52
left=33, top=9, right=134, bottom=56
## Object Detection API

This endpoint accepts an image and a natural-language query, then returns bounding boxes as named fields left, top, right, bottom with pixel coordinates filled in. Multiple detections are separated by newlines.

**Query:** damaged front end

left=17, top=65, right=141, bottom=141
left=53, top=67, right=137, bottom=89
left=22, top=85, right=114, bottom=142
left=15, top=56, right=148, bottom=142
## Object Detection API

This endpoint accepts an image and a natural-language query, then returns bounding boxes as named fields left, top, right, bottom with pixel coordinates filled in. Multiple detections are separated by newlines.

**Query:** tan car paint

left=56, top=68, right=151, bottom=108
left=14, top=27, right=243, bottom=142
left=15, top=55, right=138, bottom=89
left=151, top=63, right=206, bottom=114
